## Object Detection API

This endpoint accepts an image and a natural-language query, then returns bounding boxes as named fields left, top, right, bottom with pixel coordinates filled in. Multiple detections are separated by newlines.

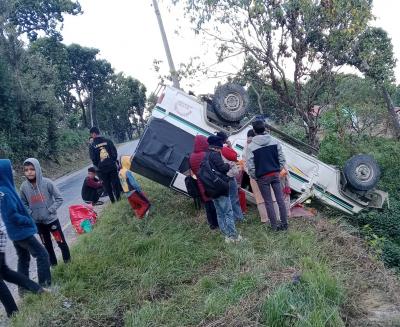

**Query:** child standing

left=1, top=199, right=44, bottom=317
left=20, top=158, right=70, bottom=266
left=119, top=156, right=151, bottom=219
left=0, top=159, right=51, bottom=287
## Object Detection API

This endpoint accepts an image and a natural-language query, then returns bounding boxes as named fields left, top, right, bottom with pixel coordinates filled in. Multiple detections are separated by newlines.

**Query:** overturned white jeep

left=131, top=84, right=388, bottom=215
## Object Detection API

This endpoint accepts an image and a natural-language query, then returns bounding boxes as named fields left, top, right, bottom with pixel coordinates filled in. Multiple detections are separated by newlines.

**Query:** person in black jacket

left=89, top=127, right=121, bottom=203
left=207, top=135, right=241, bottom=243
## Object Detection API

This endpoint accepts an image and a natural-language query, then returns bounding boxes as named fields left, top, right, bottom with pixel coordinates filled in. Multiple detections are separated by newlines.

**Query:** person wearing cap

left=207, top=135, right=241, bottom=243
left=246, top=120, right=288, bottom=231
left=216, top=132, right=245, bottom=222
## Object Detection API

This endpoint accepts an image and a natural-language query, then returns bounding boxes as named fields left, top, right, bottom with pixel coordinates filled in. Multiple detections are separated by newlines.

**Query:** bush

left=57, top=128, right=88, bottom=151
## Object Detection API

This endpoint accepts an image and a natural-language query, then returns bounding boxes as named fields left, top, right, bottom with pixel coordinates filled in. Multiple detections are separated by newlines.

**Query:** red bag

left=238, top=188, right=247, bottom=213
left=127, top=192, right=150, bottom=219
left=69, top=204, right=97, bottom=234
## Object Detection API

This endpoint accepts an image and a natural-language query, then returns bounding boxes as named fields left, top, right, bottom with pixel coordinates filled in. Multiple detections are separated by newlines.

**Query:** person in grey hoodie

left=20, top=158, right=71, bottom=266
left=246, top=120, right=288, bottom=231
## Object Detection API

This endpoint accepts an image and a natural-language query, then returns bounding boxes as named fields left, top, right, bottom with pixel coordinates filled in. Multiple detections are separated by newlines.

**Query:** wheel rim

left=355, top=164, right=373, bottom=182
left=223, top=92, right=243, bottom=112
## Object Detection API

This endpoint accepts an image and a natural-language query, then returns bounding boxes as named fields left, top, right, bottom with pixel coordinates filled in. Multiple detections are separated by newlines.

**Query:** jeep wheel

left=212, top=83, right=249, bottom=122
left=343, top=154, right=380, bottom=191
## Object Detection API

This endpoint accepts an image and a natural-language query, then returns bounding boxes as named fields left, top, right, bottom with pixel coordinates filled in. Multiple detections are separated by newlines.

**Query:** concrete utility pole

left=152, top=0, right=181, bottom=89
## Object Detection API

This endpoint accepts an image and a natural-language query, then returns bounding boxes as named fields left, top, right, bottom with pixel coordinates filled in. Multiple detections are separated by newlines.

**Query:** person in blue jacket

left=0, top=159, right=51, bottom=288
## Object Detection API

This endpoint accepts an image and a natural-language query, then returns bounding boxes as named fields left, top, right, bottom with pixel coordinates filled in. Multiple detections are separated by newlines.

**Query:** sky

left=61, top=1, right=400, bottom=95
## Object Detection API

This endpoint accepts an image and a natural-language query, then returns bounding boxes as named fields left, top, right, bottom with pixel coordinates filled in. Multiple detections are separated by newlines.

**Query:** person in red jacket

left=189, top=135, right=219, bottom=229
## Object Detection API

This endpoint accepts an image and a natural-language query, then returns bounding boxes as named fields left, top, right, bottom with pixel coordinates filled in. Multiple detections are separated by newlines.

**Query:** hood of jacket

left=121, top=155, right=131, bottom=170
left=193, top=135, right=208, bottom=153
left=0, top=159, right=37, bottom=241
left=23, top=158, right=43, bottom=187
left=252, top=134, right=274, bottom=147
left=20, top=159, right=63, bottom=224
left=0, top=159, right=15, bottom=192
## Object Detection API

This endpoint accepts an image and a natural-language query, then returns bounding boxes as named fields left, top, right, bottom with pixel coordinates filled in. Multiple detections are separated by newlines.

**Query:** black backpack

left=184, top=175, right=202, bottom=210
left=198, top=153, right=229, bottom=199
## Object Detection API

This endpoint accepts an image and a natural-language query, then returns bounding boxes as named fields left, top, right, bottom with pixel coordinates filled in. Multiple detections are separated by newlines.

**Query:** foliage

left=347, top=27, right=400, bottom=138
left=0, top=3, right=147, bottom=162
left=4, top=0, right=82, bottom=41
left=173, top=0, right=376, bottom=147
left=319, top=75, right=390, bottom=137
left=319, top=135, right=400, bottom=269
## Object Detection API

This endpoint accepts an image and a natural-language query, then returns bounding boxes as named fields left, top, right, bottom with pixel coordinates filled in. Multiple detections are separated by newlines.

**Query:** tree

left=3, top=0, right=81, bottom=41
left=95, top=74, right=147, bottom=141
left=235, top=57, right=295, bottom=123
left=320, top=74, right=391, bottom=138
left=67, top=44, right=113, bottom=128
left=173, top=0, right=374, bottom=147
left=347, top=27, right=400, bottom=139
left=30, top=37, right=77, bottom=124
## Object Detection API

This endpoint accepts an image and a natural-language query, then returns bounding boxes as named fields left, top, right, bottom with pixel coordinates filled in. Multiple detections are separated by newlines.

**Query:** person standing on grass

left=243, top=129, right=268, bottom=223
left=20, top=158, right=71, bottom=267
left=207, top=135, right=241, bottom=243
left=0, top=159, right=51, bottom=288
left=216, top=131, right=244, bottom=222
left=189, top=135, right=219, bottom=229
left=246, top=120, right=289, bottom=231
left=0, top=204, right=45, bottom=318
left=89, top=127, right=121, bottom=203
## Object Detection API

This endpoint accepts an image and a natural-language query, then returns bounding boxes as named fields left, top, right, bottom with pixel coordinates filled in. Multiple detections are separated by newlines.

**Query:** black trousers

left=204, top=201, right=219, bottom=229
left=99, top=168, right=121, bottom=203
left=0, top=253, right=42, bottom=317
left=37, top=219, right=71, bottom=266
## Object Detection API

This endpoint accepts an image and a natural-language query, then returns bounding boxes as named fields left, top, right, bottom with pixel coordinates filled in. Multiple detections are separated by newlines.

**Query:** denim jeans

left=229, top=178, right=244, bottom=221
left=212, top=196, right=237, bottom=238
left=13, top=235, right=52, bottom=287
left=204, top=201, right=219, bottom=228
left=257, top=174, right=288, bottom=230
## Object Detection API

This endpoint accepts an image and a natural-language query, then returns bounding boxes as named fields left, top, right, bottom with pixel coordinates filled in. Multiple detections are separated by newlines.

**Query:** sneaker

left=225, top=236, right=235, bottom=243
left=235, top=234, right=243, bottom=242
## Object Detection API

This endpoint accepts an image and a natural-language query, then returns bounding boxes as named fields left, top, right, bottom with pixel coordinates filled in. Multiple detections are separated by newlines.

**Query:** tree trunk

left=306, top=124, right=319, bottom=152
left=382, top=86, right=400, bottom=139
left=250, top=84, right=263, bottom=114
left=77, top=91, right=87, bottom=128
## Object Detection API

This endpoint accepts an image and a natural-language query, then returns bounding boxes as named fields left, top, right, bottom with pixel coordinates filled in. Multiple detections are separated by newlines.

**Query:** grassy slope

left=11, top=178, right=400, bottom=327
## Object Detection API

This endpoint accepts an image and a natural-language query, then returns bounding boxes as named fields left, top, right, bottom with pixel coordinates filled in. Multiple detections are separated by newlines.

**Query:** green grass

left=10, top=178, right=400, bottom=326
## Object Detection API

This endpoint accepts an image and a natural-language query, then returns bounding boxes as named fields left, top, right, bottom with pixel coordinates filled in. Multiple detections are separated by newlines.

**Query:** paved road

left=1, top=140, right=138, bottom=319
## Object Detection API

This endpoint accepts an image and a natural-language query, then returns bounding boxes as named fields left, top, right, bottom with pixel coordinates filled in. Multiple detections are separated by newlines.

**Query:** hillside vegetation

left=11, top=178, right=400, bottom=327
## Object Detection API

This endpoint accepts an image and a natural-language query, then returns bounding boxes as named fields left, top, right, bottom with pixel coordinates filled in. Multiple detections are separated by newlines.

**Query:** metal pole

left=152, top=0, right=181, bottom=89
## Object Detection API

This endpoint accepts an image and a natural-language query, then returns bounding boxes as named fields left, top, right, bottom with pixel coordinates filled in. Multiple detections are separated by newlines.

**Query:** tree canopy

left=172, top=0, right=398, bottom=146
